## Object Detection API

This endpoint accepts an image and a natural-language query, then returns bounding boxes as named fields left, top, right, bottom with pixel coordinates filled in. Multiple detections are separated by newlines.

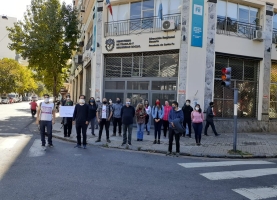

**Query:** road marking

left=178, top=161, right=275, bottom=168
left=233, top=185, right=277, bottom=200
left=0, top=133, right=21, bottom=136
left=0, top=138, right=18, bottom=149
left=200, top=168, right=277, bottom=180
left=27, top=139, right=46, bottom=157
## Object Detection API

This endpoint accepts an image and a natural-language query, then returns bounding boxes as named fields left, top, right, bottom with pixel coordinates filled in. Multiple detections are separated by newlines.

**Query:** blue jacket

left=168, top=108, right=184, bottom=129
left=112, top=103, right=123, bottom=118
left=152, top=105, right=164, bottom=119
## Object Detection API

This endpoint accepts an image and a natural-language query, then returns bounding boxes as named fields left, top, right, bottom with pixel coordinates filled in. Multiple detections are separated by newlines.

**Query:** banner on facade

left=191, top=0, right=204, bottom=48
left=59, top=106, right=75, bottom=117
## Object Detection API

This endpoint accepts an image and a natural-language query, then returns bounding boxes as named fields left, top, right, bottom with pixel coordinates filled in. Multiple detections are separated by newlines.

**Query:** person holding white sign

left=62, top=94, right=74, bottom=137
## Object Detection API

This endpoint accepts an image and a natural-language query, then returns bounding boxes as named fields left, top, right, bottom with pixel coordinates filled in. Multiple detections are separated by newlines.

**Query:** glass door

left=127, top=92, right=149, bottom=107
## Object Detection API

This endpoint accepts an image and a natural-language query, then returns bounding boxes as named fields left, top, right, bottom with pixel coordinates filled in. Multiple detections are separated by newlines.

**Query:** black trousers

left=113, top=117, right=122, bottom=134
left=204, top=120, right=218, bottom=135
left=163, top=120, right=169, bottom=137
left=31, top=109, right=36, bottom=117
left=154, top=119, right=162, bottom=140
left=64, top=123, right=72, bottom=136
left=76, top=123, right=88, bottom=145
left=168, top=128, right=180, bottom=153
left=183, top=120, right=192, bottom=136
left=99, top=119, right=110, bottom=140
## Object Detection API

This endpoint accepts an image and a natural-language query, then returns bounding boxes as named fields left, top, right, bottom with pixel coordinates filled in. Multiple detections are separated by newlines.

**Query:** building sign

left=191, top=0, right=204, bottom=48
left=116, top=39, right=140, bottom=49
left=149, top=36, right=175, bottom=47
left=105, top=38, right=115, bottom=51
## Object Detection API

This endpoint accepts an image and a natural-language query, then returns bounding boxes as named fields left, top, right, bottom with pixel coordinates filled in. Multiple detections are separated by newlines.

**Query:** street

left=1, top=102, right=277, bottom=200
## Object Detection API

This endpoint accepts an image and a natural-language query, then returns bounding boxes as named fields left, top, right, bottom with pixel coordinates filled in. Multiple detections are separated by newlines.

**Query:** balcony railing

left=217, top=17, right=262, bottom=40
left=273, top=29, right=277, bottom=44
left=85, top=35, right=93, bottom=50
left=104, top=14, right=181, bottom=37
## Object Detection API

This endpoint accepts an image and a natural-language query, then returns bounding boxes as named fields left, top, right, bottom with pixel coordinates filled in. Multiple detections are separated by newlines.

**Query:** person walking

left=163, top=101, right=172, bottom=138
left=36, top=94, right=56, bottom=150
left=182, top=99, right=193, bottom=137
left=135, top=103, right=146, bottom=141
left=95, top=97, right=101, bottom=129
left=62, top=94, right=74, bottom=137
left=144, top=100, right=151, bottom=135
left=72, top=95, right=89, bottom=149
left=167, top=101, right=184, bottom=157
left=121, top=98, right=135, bottom=146
left=96, top=98, right=113, bottom=143
left=112, top=97, right=123, bottom=136
left=191, top=104, right=204, bottom=146
left=88, top=97, right=97, bottom=136
left=152, top=99, right=164, bottom=144
left=29, top=98, right=38, bottom=118
left=204, top=102, right=220, bottom=136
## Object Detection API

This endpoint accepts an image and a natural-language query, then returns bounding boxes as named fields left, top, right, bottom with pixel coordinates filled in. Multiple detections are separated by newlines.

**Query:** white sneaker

left=42, top=145, right=46, bottom=151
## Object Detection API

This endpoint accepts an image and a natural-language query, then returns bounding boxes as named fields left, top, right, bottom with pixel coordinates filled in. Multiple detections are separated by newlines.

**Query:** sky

left=0, top=0, right=73, bottom=20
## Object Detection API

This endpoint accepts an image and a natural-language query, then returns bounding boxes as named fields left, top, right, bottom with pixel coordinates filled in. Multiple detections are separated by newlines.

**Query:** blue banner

left=191, top=0, right=204, bottom=48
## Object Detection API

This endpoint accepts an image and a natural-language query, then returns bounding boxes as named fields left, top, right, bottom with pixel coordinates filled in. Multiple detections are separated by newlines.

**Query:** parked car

left=1, top=97, right=10, bottom=104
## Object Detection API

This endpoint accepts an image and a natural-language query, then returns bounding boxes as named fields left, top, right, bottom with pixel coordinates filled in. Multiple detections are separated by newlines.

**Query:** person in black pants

left=182, top=99, right=193, bottom=137
left=204, top=102, right=220, bottom=136
left=73, top=95, right=89, bottom=149
left=112, top=97, right=123, bottom=136
left=88, top=97, right=97, bottom=136
left=151, top=99, right=164, bottom=144
left=62, top=94, right=74, bottom=137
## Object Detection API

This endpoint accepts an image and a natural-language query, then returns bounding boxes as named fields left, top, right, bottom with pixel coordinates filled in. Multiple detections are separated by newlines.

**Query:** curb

left=52, top=133, right=277, bottom=159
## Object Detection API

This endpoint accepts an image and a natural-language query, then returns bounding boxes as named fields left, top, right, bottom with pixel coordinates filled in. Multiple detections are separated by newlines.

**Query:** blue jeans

left=137, top=123, right=144, bottom=140
left=192, top=123, right=203, bottom=144
left=40, top=120, right=52, bottom=145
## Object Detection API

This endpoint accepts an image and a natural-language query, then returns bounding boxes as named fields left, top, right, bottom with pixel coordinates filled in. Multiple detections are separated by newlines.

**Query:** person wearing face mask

left=144, top=100, right=151, bottom=135
left=36, top=94, right=56, bottom=150
left=72, top=95, right=89, bottom=149
left=135, top=103, right=146, bottom=141
left=182, top=99, right=193, bottom=138
left=96, top=98, right=113, bottom=143
left=62, top=94, right=74, bottom=137
left=112, top=97, right=123, bottom=136
left=88, top=97, right=97, bottom=136
left=204, top=102, right=220, bottom=136
left=191, top=104, right=204, bottom=146
left=163, top=101, right=172, bottom=138
left=121, top=98, right=135, bottom=146
left=152, top=99, right=164, bottom=144
left=95, top=97, right=101, bottom=129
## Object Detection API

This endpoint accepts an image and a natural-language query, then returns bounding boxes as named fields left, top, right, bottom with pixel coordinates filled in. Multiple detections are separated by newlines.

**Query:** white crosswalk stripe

left=178, top=161, right=274, bottom=168
left=233, top=186, right=277, bottom=200
left=27, top=139, right=46, bottom=157
left=178, top=160, right=277, bottom=200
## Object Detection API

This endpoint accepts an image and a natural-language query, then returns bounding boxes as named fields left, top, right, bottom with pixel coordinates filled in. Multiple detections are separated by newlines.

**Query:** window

left=274, top=13, right=277, bottom=30
left=108, top=4, right=129, bottom=22
left=152, top=81, right=176, bottom=90
left=127, top=81, right=149, bottom=90
left=270, top=62, right=277, bottom=119
left=214, top=56, right=259, bottom=118
left=151, top=93, right=176, bottom=106
left=105, top=81, right=125, bottom=89
left=155, top=0, right=182, bottom=16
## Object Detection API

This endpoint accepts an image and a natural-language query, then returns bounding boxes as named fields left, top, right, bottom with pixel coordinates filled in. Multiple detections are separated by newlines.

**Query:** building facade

left=70, top=0, right=277, bottom=133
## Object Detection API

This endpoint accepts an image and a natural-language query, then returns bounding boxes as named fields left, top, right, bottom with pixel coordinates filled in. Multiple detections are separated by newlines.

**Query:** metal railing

left=217, top=17, right=262, bottom=40
left=273, top=29, right=277, bottom=44
left=85, top=35, right=93, bottom=50
left=104, top=14, right=181, bottom=37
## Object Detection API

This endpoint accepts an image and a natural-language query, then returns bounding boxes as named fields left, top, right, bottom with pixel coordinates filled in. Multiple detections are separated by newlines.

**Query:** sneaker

left=176, top=153, right=180, bottom=157
left=83, top=145, right=86, bottom=149
left=95, top=139, right=101, bottom=143
left=41, top=145, right=46, bottom=151
left=74, top=144, right=81, bottom=148
left=118, top=133, right=122, bottom=137
left=112, top=133, right=116, bottom=137
left=48, top=144, right=54, bottom=148
left=92, top=133, right=96, bottom=136
left=147, top=131, right=150, bottom=135
left=121, top=143, right=126, bottom=146
left=166, top=151, right=172, bottom=156
left=157, top=140, right=160, bottom=144
left=153, top=140, right=157, bottom=144
left=107, top=139, right=111, bottom=143
left=128, top=143, right=132, bottom=146
left=204, top=134, right=209, bottom=136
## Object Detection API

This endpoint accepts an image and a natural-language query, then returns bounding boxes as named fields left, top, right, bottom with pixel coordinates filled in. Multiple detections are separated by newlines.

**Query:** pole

left=233, top=88, right=238, bottom=151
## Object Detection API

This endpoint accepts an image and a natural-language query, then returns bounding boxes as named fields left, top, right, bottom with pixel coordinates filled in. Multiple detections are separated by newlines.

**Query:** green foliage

left=7, top=0, right=80, bottom=98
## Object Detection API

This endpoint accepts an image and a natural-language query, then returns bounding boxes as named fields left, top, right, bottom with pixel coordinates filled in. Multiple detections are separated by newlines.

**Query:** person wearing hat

left=204, top=102, right=220, bottom=136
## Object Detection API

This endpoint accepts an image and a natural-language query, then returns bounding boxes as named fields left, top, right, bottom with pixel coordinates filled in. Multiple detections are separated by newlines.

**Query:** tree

left=0, top=58, right=19, bottom=94
left=16, top=66, right=38, bottom=96
left=7, top=0, right=80, bottom=100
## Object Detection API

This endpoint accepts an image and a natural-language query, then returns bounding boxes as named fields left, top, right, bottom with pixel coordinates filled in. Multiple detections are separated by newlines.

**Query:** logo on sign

left=194, top=4, right=203, bottom=16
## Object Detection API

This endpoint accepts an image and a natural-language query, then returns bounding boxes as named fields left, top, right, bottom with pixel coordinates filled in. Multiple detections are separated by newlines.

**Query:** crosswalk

left=178, top=160, right=277, bottom=200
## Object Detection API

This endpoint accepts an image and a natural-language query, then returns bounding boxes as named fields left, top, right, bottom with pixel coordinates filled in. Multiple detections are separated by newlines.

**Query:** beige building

left=70, top=0, right=277, bottom=132
left=0, top=15, right=17, bottom=59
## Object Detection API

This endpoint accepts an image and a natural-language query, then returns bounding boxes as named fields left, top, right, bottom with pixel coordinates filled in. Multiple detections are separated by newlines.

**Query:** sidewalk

left=51, top=117, right=277, bottom=158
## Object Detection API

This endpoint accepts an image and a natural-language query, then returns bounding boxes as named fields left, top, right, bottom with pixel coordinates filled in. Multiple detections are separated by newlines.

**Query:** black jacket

left=88, top=103, right=97, bottom=120
left=121, top=105, right=135, bottom=125
left=182, top=105, right=193, bottom=121
left=73, top=104, right=89, bottom=124
left=206, top=106, right=214, bottom=121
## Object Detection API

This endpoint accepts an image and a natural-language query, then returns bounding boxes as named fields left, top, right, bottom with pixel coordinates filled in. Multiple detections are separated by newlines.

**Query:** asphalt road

left=1, top=102, right=277, bottom=200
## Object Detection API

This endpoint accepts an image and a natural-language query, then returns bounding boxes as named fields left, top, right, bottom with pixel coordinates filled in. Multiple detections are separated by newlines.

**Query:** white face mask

left=79, top=99, right=85, bottom=104
left=44, top=98, right=49, bottom=103
left=67, top=98, right=70, bottom=100
left=186, top=102, right=190, bottom=106
left=109, top=101, right=112, bottom=104
left=195, top=107, right=199, bottom=111
left=126, top=102, right=130, bottom=105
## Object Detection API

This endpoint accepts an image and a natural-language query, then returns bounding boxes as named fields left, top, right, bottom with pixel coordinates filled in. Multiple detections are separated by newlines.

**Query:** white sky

left=0, top=0, right=73, bottom=20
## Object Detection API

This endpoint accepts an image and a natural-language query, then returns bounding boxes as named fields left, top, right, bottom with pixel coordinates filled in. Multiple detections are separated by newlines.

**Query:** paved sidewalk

left=51, top=117, right=277, bottom=158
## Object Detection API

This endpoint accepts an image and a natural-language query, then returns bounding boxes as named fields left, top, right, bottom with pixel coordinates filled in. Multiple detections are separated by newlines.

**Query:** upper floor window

left=274, top=13, right=277, bottom=30
left=217, top=0, right=259, bottom=25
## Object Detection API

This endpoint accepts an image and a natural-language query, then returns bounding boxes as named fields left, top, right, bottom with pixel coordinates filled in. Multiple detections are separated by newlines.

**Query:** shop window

left=152, top=81, right=176, bottom=90
left=270, top=62, right=277, bottom=119
left=214, top=56, right=259, bottom=118
left=105, top=92, right=124, bottom=102
left=105, top=81, right=125, bottom=90
left=127, top=81, right=149, bottom=90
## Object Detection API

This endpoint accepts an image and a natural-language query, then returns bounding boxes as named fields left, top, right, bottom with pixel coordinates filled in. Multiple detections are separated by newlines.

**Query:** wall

left=272, top=44, right=277, bottom=60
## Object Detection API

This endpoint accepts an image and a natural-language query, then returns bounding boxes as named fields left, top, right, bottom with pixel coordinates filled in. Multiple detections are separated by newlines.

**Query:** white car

left=1, top=97, right=10, bottom=104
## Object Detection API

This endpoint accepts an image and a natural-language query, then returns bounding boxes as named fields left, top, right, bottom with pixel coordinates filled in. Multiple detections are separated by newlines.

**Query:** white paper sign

left=59, top=106, right=75, bottom=117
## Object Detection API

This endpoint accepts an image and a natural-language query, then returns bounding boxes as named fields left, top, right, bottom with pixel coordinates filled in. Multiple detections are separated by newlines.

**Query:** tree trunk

left=53, top=75, right=57, bottom=102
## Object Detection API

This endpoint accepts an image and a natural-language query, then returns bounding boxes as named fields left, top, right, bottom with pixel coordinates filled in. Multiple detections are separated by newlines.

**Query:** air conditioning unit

left=162, top=20, right=175, bottom=31
left=81, top=6, right=85, bottom=12
left=253, top=30, right=263, bottom=41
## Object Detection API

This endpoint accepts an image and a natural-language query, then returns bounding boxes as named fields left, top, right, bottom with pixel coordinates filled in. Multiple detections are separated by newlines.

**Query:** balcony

left=104, top=14, right=181, bottom=37
left=273, top=29, right=277, bottom=44
left=217, top=17, right=262, bottom=40
left=85, top=35, right=93, bottom=51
